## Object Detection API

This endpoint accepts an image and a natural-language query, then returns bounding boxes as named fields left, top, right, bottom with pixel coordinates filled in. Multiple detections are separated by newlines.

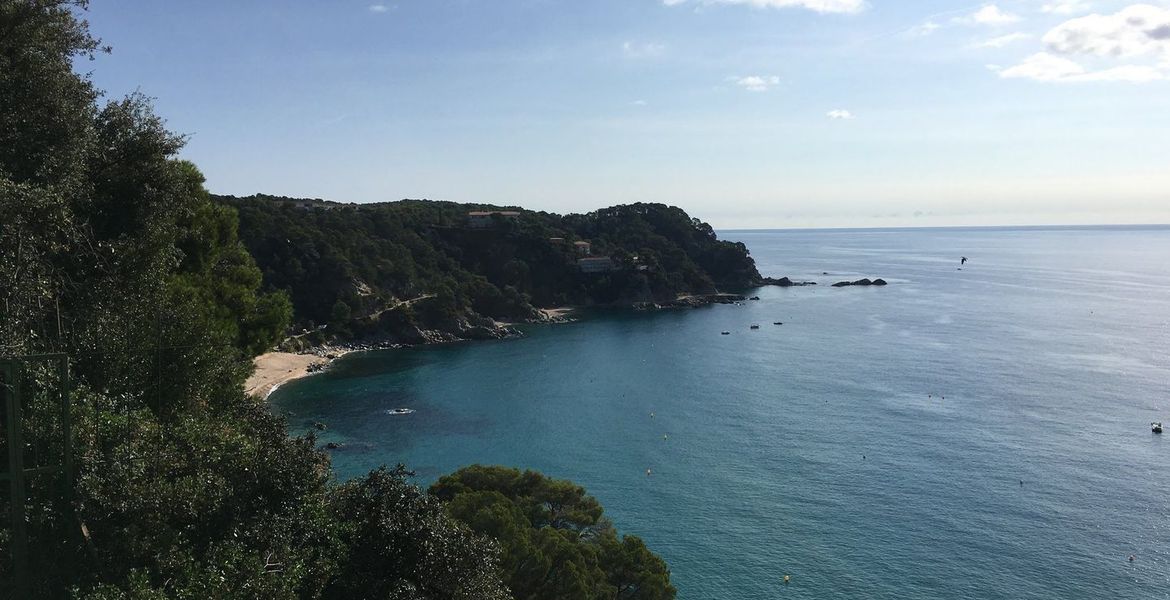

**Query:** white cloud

left=974, top=32, right=1031, bottom=48
left=997, top=4, right=1170, bottom=83
left=826, top=109, right=855, bottom=119
left=731, top=75, right=781, bottom=91
left=999, top=52, right=1084, bottom=79
left=955, top=4, right=1022, bottom=26
left=663, top=0, right=866, bottom=14
left=1041, top=0, right=1092, bottom=15
left=1042, top=4, right=1170, bottom=59
left=632, top=100, right=649, bottom=106
left=999, top=51, right=1165, bottom=81
left=368, top=4, right=389, bottom=13
left=622, top=41, right=667, bottom=58
left=908, top=20, right=942, bottom=36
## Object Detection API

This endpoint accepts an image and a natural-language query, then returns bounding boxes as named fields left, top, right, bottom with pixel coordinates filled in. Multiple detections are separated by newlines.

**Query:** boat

left=750, top=324, right=760, bottom=330
left=1153, top=422, right=1163, bottom=434
left=773, top=322, right=783, bottom=325
left=721, top=331, right=731, bottom=335
left=749, top=296, right=760, bottom=301
left=386, top=408, right=415, bottom=415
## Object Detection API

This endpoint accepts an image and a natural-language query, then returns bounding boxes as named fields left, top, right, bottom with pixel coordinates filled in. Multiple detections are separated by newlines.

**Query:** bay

left=272, top=225, right=1170, bottom=600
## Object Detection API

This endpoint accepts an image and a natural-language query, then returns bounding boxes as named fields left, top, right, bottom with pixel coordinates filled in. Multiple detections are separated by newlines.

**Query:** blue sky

left=84, top=1, right=1170, bottom=228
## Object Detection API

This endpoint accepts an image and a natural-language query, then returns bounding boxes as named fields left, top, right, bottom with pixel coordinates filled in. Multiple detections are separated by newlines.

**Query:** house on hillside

left=573, top=241, right=592, bottom=255
left=577, top=256, right=615, bottom=273
left=467, top=211, right=521, bottom=228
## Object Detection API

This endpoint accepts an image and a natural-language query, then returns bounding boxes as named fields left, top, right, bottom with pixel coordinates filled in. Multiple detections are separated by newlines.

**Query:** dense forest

left=222, top=194, right=761, bottom=346
left=0, top=2, right=676, bottom=598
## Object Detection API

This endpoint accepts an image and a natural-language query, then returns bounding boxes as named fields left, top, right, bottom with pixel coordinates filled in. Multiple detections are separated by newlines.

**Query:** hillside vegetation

left=223, top=194, right=760, bottom=345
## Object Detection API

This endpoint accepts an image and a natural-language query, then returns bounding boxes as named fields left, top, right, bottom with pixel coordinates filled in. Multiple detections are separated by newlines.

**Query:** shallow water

left=272, top=226, right=1170, bottom=599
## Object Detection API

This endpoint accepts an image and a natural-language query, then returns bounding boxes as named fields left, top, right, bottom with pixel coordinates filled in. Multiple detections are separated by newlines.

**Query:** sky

left=83, top=0, right=1170, bottom=229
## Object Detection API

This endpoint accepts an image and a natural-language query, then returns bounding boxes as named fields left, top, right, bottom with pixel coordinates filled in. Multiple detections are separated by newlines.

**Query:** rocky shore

left=248, top=309, right=579, bottom=399
left=632, top=293, right=746, bottom=311
left=759, top=276, right=818, bottom=287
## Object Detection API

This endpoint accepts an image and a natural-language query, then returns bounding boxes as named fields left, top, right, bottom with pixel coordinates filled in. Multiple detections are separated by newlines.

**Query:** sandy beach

left=245, top=352, right=330, bottom=399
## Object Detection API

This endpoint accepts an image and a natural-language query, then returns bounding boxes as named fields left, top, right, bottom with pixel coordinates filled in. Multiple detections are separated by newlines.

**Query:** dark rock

left=651, top=293, right=746, bottom=310
left=325, top=442, right=342, bottom=450
left=833, top=278, right=885, bottom=287
left=462, top=325, right=505, bottom=340
left=760, top=276, right=817, bottom=287
left=314, top=422, right=327, bottom=431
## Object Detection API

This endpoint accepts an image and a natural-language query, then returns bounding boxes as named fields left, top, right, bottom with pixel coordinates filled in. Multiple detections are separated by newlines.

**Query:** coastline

left=250, top=306, right=581, bottom=399
left=246, top=348, right=351, bottom=399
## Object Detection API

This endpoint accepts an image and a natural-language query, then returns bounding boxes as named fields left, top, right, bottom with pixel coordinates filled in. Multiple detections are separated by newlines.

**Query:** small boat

left=386, top=408, right=415, bottom=416
left=721, top=331, right=731, bottom=335
left=1153, top=422, right=1163, bottom=434
left=773, top=322, right=783, bottom=325
left=750, top=324, right=760, bottom=330
left=749, top=296, right=760, bottom=301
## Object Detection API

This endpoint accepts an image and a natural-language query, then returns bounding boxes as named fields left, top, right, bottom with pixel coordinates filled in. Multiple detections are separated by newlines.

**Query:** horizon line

left=718, top=223, right=1170, bottom=233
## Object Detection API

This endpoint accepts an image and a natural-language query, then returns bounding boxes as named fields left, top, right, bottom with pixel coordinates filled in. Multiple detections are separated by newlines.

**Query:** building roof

left=573, top=241, right=591, bottom=246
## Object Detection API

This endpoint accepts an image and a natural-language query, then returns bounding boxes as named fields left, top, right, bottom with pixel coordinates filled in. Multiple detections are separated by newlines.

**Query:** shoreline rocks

left=760, top=276, right=817, bottom=287
left=632, top=293, right=747, bottom=311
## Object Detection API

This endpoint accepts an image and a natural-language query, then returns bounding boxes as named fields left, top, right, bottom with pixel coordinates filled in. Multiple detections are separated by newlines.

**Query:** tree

left=329, top=299, right=352, bottom=325
left=323, top=467, right=510, bottom=600
left=431, top=466, right=676, bottom=600
left=1, top=3, right=326, bottom=596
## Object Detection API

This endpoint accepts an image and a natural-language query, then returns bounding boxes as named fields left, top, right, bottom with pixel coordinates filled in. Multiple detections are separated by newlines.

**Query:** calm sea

left=271, top=226, right=1170, bottom=600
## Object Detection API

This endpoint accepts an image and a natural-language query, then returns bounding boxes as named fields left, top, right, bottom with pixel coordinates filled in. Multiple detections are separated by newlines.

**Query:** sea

left=270, top=226, right=1170, bottom=600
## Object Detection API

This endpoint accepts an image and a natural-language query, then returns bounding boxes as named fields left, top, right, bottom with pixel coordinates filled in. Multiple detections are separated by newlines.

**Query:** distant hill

left=218, top=194, right=761, bottom=346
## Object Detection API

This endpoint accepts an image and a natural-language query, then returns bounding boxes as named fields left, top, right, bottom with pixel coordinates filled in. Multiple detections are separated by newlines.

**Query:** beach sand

left=246, top=352, right=327, bottom=399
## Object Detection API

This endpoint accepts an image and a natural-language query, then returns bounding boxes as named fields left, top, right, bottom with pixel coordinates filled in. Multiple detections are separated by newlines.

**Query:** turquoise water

left=272, top=226, right=1170, bottom=599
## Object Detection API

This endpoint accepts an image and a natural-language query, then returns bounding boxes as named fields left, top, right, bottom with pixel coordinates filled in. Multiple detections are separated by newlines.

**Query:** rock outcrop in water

left=760, top=276, right=818, bottom=287
left=832, top=278, right=888, bottom=287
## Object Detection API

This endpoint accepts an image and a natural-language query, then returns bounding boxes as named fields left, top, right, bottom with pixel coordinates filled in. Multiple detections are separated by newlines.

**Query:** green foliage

left=69, top=390, right=341, bottom=599
left=329, top=299, right=352, bottom=325
left=1, top=3, right=325, bottom=597
left=323, top=466, right=510, bottom=600
left=431, top=466, right=677, bottom=600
